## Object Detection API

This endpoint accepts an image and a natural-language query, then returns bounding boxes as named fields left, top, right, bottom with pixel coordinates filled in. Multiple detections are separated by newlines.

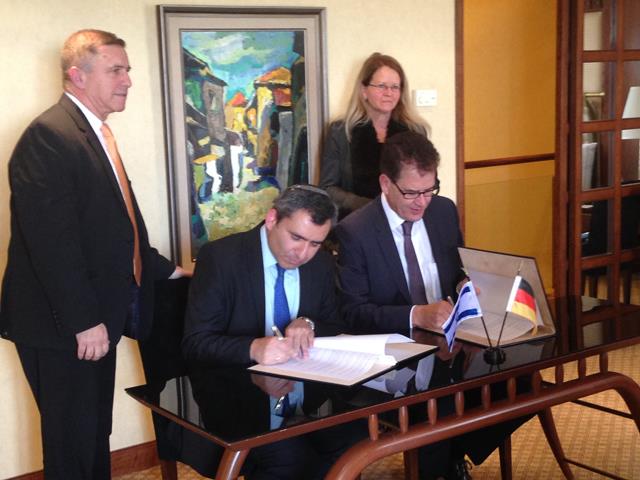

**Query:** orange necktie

left=101, top=123, right=142, bottom=285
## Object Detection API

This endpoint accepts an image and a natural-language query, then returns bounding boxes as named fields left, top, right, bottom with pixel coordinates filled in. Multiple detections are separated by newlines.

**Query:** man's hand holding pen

left=411, top=301, right=453, bottom=330
left=249, top=317, right=315, bottom=365
left=280, top=317, right=315, bottom=360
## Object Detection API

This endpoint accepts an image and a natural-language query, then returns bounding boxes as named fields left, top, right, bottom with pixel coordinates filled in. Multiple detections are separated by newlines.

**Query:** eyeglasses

left=368, top=82, right=401, bottom=92
left=392, top=179, right=440, bottom=199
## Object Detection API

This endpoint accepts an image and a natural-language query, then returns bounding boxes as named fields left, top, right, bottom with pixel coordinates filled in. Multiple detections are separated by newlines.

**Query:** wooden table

left=128, top=297, right=640, bottom=480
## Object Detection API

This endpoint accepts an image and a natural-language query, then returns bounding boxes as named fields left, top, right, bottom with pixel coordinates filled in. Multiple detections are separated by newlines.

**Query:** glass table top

left=128, top=296, right=640, bottom=447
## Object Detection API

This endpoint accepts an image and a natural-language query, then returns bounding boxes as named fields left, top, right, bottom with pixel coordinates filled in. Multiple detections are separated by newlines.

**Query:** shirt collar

left=260, top=225, right=278, bottom=271
left=381, top=193, right=407, bottom=233
left=64, top=92, right=104, bottom=133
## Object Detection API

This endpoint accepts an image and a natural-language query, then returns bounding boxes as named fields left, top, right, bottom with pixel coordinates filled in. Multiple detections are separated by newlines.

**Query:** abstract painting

left=158, top=6, right=327, bottom=267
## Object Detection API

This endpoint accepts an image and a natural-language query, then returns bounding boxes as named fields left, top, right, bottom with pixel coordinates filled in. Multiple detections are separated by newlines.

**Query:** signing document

left=249, top=334, right=437, bottom=386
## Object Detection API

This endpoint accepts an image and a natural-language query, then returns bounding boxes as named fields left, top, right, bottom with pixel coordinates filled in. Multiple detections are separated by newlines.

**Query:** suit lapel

left=422, top=197, right=447, bottom=295
left=244, top=226, right=266, bottom=332
left=58, top=95, right=129, bottom=216
left=423, top=201, right=445, bottom=291
left=298, top=259, right=316, bottom=314
left=371, top=198, right=412, bottom=304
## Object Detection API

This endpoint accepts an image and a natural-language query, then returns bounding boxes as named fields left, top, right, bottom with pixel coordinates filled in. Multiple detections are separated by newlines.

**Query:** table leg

left=215, top=448, right=249, bottom=480
left=325, top=371, right=640, bottom=480
left=403, top=449, right=419, bottom=480
left=537, top=408, right=574, bottom=479
left=159, top=459, right=177, bottom=480
left=498, top=437, right=512, bottom=480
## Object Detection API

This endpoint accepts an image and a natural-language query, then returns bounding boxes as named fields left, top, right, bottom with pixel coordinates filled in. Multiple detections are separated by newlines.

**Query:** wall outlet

left=414, top=89, right=437, bottom=107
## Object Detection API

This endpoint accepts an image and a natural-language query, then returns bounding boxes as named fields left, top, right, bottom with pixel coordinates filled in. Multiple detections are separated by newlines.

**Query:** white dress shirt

left=380, top=194, right=443, bottom=328
left=260, top=225, right=300, bottom=337
left=64, top=92, right=126, bottom=196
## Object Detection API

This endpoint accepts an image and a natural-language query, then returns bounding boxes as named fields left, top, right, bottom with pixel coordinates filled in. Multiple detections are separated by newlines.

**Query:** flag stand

left=484, top=307, right=509, bottom=365
left=482, top=315, right=506, bottom=365
left=483, top=346, right=506, bottom=364
left=478, top=314, right=506, bottom=364
left=482, top=262, right=528, bottom=366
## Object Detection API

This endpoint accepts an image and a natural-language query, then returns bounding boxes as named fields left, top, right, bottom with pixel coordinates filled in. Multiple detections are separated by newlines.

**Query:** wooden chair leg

left=498, top=436, right=512, bottom=480
left=537, top=408, right=574, bottom=479
left=403, top=449, right=420, bottom=480
left=159, top=459, right=178, bottom=480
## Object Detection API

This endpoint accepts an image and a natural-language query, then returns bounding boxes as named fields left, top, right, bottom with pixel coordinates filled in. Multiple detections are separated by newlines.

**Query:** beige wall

left=0, top=0, right=456, bottom=476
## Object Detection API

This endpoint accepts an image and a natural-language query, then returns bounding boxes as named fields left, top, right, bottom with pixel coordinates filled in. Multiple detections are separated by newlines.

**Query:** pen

left=447, top=296, right=454, bottom=306
left=271, top=325, right=285, bottom=340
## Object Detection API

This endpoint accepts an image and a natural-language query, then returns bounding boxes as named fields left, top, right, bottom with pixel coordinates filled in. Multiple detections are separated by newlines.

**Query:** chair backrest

left=139, top=276, right=190, bottom=383
left=138, top=276, right=225, bottom=478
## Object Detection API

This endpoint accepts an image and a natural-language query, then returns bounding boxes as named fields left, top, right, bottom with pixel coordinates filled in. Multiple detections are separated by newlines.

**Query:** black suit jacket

left=0, top=95, right=174, bottom=349
left=335, top=195, right=464, bottom=333
left=182, top=224, right=342, bottom=365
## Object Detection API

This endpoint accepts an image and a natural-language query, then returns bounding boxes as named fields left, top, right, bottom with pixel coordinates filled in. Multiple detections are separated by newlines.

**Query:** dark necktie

left=275, top=393, right=297, bottom=418
left=402, top=221, right=428, bottom=305
left=274, top=264, right=291, bottom=332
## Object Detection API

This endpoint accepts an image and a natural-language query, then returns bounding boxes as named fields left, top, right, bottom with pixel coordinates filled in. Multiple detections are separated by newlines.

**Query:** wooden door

left=565, top=0, right=640, bottom=318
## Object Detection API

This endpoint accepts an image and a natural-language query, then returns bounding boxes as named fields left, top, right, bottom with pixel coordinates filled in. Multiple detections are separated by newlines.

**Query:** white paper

left=313, top=333, right=413, bottom=354
left=269, top=348, right=395, bottom=383
left=248, top=333, right=434, bottom=386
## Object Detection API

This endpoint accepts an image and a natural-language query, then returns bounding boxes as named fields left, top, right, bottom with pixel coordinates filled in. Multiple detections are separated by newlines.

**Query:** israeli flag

left=442, top=281, right=483, bottom=351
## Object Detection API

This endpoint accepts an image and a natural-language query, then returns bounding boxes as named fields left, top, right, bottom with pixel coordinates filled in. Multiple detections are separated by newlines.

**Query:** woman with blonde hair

left=320, top=52, right=429, bottom=218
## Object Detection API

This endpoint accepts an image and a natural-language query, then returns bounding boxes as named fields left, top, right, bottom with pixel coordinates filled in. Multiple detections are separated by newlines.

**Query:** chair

left=140, top=277, right=190, bottom=383
left=138, top=277, right=188, bottom=480
left=582, top=195, right=640, bottom=300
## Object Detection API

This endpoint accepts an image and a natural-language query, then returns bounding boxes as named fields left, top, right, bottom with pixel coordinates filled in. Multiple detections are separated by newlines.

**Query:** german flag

left=506, top=276, right=538, bottom=334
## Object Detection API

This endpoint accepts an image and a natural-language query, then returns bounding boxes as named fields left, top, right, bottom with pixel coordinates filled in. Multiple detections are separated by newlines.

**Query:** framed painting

left=158, top=5, right=328, bottom=267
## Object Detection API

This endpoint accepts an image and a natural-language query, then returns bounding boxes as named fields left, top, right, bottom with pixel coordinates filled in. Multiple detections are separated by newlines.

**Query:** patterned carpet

left=117, top=344, right=639, bottom=479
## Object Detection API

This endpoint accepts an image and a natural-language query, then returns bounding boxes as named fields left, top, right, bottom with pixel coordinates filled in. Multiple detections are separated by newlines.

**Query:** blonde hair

left=342, top=52, right=429, bottom=140
left=61, top=29, right=126, bottom=84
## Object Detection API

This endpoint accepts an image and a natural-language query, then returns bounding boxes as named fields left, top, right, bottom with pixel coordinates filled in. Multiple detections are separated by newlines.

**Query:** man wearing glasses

left=335, top=131, right=496, bottom=479
left=336, top=130, right=465, bottom=334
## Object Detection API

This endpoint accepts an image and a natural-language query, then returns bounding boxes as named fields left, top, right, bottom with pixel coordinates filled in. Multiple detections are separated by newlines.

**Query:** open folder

left=248, top=334, right=437, bottom=386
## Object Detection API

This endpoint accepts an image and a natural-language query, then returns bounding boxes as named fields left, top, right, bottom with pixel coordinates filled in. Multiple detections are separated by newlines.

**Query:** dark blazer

left=335, top=195, right=464, bottom=333
left=320, top=120, right=412, bottom=217
left=0, top=95, right=174, bottom=349
left=182, top=224, right=342, bottom=365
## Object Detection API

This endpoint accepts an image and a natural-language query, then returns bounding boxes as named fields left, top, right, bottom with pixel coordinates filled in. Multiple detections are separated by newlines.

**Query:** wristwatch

left=301, top=317, right=315, bottom=331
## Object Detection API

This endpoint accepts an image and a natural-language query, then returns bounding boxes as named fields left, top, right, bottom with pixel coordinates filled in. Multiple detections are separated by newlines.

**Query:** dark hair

left=380, top=131, right=440, bottom=182
left=61, top=29, right=126, bottom=83
left=273, top=185, right=337, bottom=226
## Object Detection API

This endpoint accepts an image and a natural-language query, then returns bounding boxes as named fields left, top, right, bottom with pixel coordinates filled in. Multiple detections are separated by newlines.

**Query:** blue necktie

left=274, top=394, right=296, bottom=418
left=274, top=264, right=291, bottom=332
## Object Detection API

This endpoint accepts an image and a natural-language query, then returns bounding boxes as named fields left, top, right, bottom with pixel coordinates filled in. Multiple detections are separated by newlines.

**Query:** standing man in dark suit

left=336, top=131, right=521, bottom=479
left=0, top=29, right=186, bottom=479
left=183, top=185, right=361, bottom=479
